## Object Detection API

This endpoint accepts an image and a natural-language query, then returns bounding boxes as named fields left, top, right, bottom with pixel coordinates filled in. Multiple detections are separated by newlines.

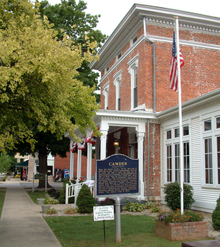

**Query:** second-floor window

left=102, top=82, right=109, bottom=110
left=128, top=55, right=138, bottom=110
left=114, top=71, right=122, bottom=111
left=133, top=68, right=138, bottom=108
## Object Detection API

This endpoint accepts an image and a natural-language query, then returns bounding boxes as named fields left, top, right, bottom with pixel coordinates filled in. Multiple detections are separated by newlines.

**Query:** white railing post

left=65, top=183, right=68, bottom=204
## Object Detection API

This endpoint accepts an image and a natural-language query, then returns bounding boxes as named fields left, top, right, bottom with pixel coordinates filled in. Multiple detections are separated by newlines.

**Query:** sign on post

left=95, top=154, right=139, bottom=244
left=32, top=173, right=47, bottom=193
left=34, top=174, right=45, bottom=180
left=93, top=205, right=114, bottom=221
left=96, top=154, right=139, bottom=197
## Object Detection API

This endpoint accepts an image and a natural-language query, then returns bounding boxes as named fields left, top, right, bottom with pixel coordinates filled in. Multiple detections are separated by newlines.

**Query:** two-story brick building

left=67, top=4, right=220, bottom=212
left=85, top=4, right=220, bottom=212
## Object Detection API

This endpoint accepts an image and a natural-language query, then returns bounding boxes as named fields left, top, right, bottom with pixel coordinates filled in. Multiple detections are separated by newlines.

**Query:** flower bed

left=156, top=209, right=208, bottom=241
left=155, top=220, right=208, bottom=241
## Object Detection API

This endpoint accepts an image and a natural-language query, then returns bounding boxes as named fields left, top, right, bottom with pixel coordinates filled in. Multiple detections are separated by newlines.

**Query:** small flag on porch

left=78, top=138, right=86, bottom=150
left=70, top=142, right=77, bottom=153
left=85, top=130, right=94, bottom=144
left=170, top=31, right=184, bottom=91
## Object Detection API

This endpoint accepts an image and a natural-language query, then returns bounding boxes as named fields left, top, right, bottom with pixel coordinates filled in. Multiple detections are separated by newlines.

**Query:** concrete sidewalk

left=0, top=182, right=62, bottom=247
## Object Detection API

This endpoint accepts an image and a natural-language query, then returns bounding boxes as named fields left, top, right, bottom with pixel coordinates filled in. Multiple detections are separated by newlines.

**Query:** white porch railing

left=65, top=180, right=94, bottom=207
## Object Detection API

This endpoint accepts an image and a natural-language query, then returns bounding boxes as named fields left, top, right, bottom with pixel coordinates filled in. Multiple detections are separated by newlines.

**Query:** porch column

left=136, top=131, right=145, bottom=199
left=77, top=149, right=82, bottom=179
left=100, top=130, right=108, bottom=160
left=87, top=142, right=92, bottom=180
left=69, top=140, right=74, bottom=179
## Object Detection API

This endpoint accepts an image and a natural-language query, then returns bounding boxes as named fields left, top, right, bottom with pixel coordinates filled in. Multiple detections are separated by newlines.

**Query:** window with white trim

left=165, top=125, right=190, bottom=183
left=113, top=71, right=122, bottom=111
left=202, top=115, right=220, bottom=186
left=128, top=55, right=138, bottom=110
left=102, top=82, right=109, bottom=110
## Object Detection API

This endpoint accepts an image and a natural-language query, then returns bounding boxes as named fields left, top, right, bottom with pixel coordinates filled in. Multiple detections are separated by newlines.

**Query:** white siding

left=160, top=100, right=220, bottom=213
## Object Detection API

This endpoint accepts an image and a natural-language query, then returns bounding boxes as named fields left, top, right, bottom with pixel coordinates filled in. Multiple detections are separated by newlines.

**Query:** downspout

left=143, top=17, right=156, bottom=113
left=147, top=118, right=150, bottom=202
left=143, top=17, right=156, bottom=201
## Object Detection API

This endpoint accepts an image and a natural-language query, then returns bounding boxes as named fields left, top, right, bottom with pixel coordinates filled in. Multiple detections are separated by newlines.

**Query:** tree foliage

left=38, top=0, right=106, bottom=102
left=0, top=0, right=100, bottom=151
left=0, top=153, right=12, bottom=175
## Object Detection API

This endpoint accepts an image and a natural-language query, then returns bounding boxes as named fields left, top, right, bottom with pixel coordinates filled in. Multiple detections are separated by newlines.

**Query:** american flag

left=170, top=31, right=184, bottom=91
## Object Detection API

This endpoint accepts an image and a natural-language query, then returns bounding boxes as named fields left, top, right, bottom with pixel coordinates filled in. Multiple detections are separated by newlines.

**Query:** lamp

left=113, top=126, right=120, bottom=147
left=113, top=139, right=119, bottom=147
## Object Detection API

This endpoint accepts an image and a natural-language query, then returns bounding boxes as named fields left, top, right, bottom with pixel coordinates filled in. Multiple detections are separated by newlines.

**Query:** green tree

left=1, top=0, right=100, bottom=186
left=0, top=153, right=12, bottom=176
left=38, top=0, right=107, bottom=103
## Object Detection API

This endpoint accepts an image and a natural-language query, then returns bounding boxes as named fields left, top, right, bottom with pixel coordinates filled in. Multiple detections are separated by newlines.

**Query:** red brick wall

left=98, top=22, right=220, bottom=200
left=54, top=153, right=96, bottom=179
left=144, top=123, right=161, bottom=199
left=100, top=24, right=220, bottom=112
left=155, top=220, right=208, bottom=241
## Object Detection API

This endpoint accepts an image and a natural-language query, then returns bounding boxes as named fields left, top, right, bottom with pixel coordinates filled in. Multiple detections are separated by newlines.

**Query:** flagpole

left=175, top=16, right=184, bottom=214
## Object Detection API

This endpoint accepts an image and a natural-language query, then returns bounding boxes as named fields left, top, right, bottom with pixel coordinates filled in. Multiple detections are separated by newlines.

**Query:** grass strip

left=45, top=215, right=183, bottom=247
left=0, top=189, right=6, bottom=216
left=27, top=190, right=47, bottom=204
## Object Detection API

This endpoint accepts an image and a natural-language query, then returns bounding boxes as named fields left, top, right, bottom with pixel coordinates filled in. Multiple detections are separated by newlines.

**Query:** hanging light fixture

left=113, top=126, right=119, bottom=147
left=113, top=139, right=119, bottom=147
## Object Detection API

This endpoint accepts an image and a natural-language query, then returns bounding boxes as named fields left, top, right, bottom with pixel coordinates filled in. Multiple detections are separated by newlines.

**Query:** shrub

left=64, top=207, right=77, bottom=214
left=163, top=181, right=195, bottom=210
left=48, top=189, right=57, bottom=197
left=150, top=207, right=160, bottom=213
left=158, top=209, right=204, bottom=223
left=76, top=184, right=95, bottom=213
left=54, top=191, right=60, bottom=199
left=124, top=202, right=145, bottom=212
left=212, top=198, right=220, bottom=230
left=145, top=201, right=158, bottom=209
left=45, top=198, right=58, bottom=205
left=100, top=197, right=115, bottom=206
left=45, top=208, right=57, bottom=214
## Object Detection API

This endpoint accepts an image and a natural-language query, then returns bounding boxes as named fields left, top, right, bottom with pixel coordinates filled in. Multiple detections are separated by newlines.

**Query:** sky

left=47, top=0, right=220, bottom=36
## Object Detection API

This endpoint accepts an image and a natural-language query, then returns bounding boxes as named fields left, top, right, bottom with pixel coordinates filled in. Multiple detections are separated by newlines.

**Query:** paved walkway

left=0, top=179, right=62, bottom=247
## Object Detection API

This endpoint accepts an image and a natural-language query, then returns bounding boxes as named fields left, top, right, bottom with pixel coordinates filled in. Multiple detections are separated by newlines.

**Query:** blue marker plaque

left=96, top=154, right=139, bottom=196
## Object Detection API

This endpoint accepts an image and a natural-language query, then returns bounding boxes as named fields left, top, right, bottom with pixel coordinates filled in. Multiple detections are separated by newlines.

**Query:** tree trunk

left=38, top=146, right=51, bottom=188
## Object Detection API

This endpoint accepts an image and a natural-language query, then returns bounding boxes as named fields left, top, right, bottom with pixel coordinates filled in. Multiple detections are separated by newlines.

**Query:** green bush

left=48, top=189, right=57, bottom=197
left=163, top=181, right=195, bottom=210
left=100, top=197, right=115, bottom=206
left=145, top=201, right=158, bottom=209
left=124, top=202, right=145, bottom=212
left=76, top=184, right=95, bottom=213
left=212, top=198, right=220, bottom=230
left=45, top=198, right=58, bottom=205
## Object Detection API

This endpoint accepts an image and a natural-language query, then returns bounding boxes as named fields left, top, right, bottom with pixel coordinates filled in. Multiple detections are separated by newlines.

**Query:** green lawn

left=45, top=215, right=183, bottom=247
left=27, top=190, right=47, bottom=204
left=0, top=188, right=6, bottom=216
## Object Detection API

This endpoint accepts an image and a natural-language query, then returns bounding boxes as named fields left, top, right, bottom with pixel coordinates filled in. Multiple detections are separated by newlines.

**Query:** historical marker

left=96, top=154, right=139, bottom=197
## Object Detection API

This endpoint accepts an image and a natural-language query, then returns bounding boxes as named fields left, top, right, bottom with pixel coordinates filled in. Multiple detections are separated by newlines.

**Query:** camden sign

left=95, top=154, right=139, bottom=197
